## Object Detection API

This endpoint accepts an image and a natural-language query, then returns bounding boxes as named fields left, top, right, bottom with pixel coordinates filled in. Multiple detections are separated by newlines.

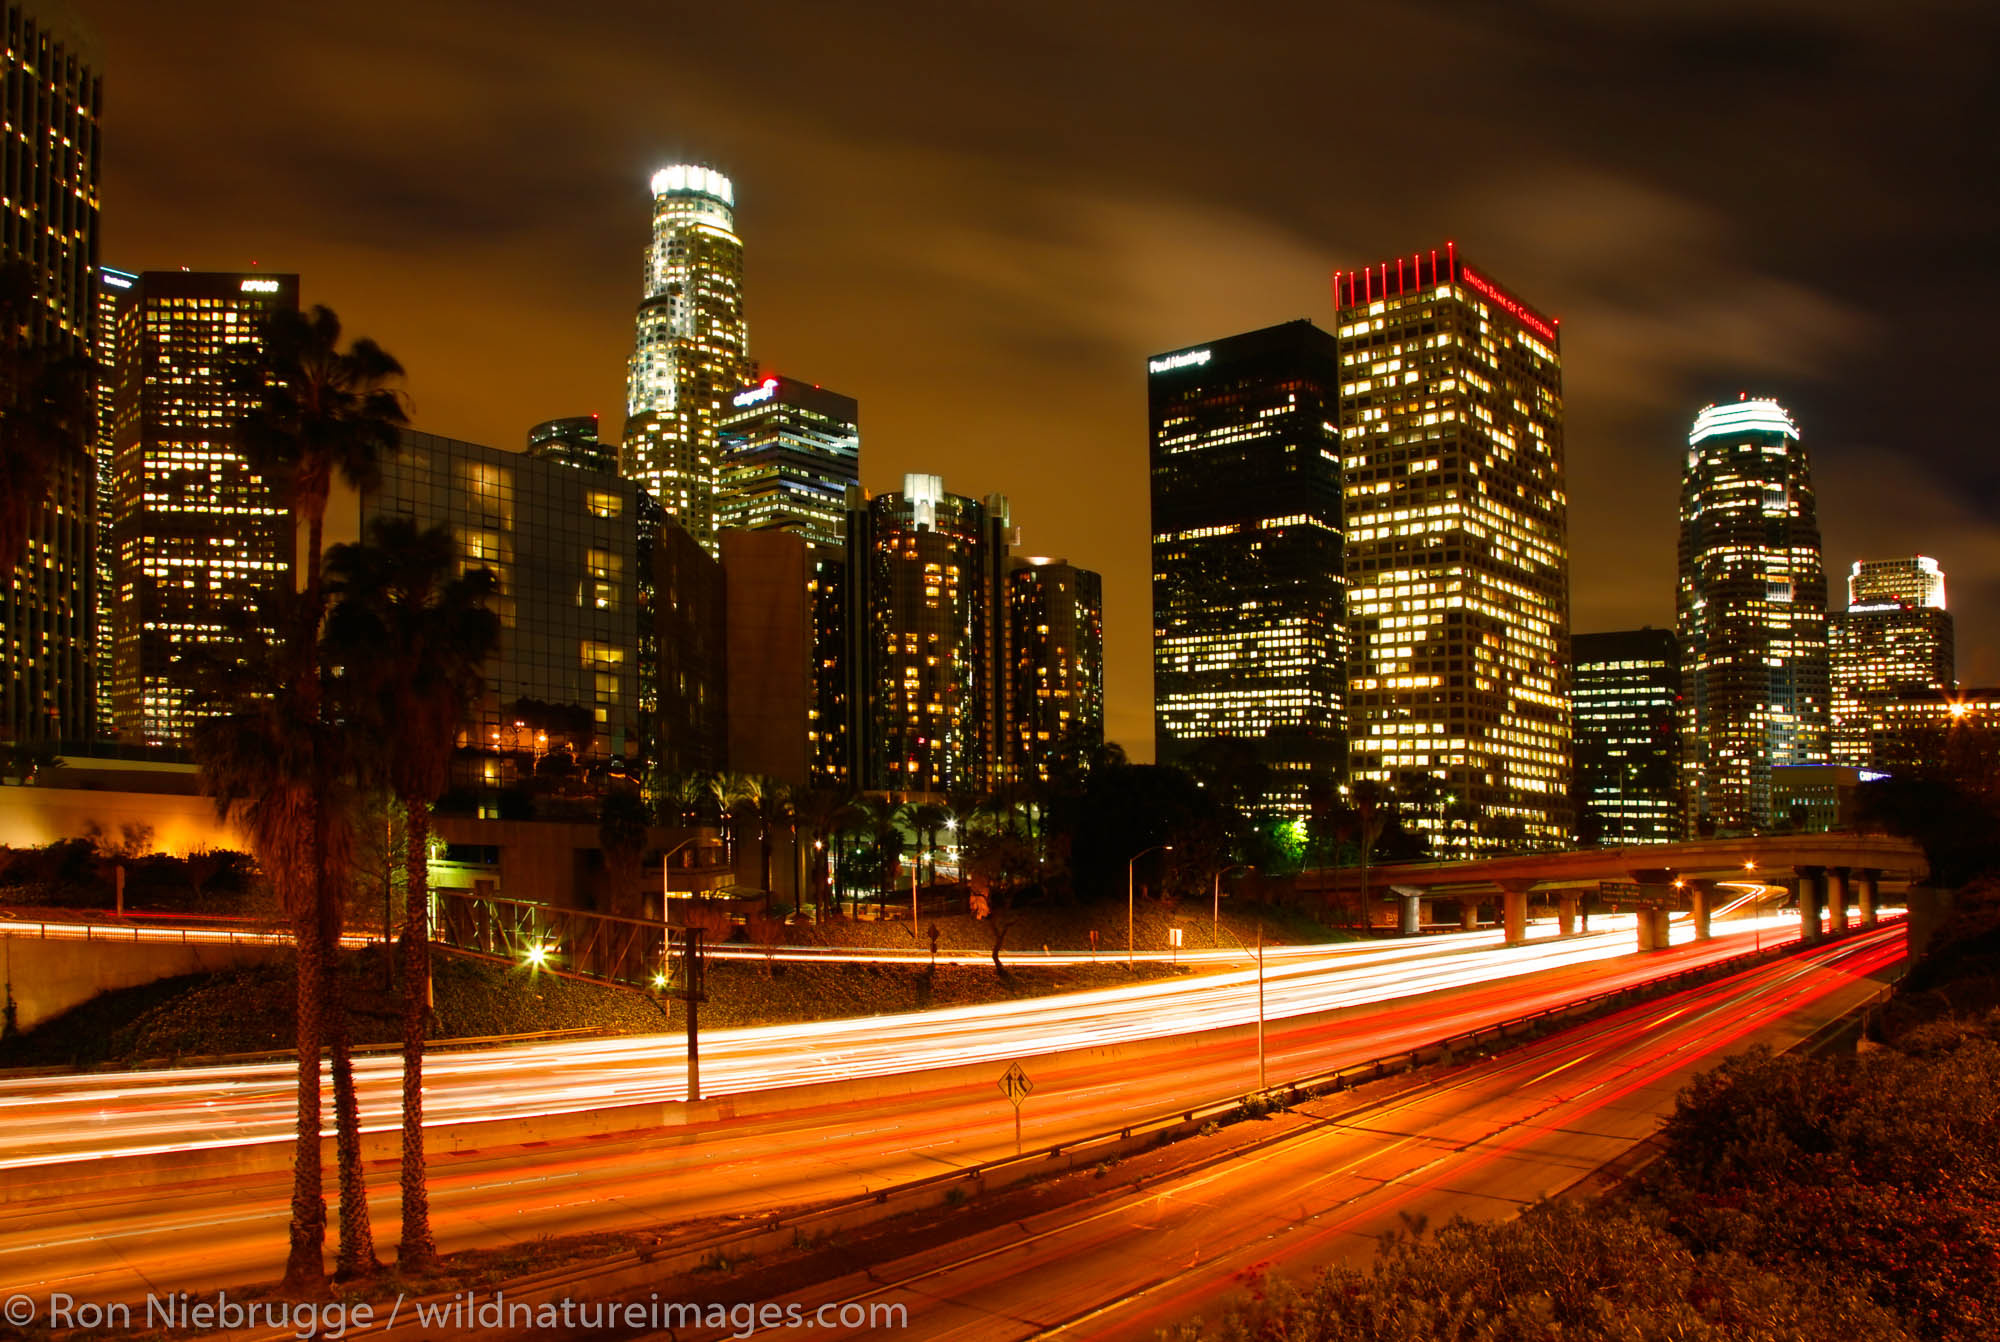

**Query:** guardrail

left=0, top=917, right=370, bottom=949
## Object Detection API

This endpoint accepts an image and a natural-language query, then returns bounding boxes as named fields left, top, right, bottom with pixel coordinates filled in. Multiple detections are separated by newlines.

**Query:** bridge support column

left=1798, top=865, right=1826, bottom=944
left=1558, top=892, right=1579, bottom=936
left=1636, top=907, right=1671, bottom=951
left=1498, top=882, right=1531, bottom=946
left=1857, top=869, right=1879, bottom=927
left=1828, top=867, right=1851, bottom=933
left=1690, top=880, right=1714, bottom=942
left=1460, top=900, right=1479, bottom=932
left=1393, top=887, right=1423, bottom=937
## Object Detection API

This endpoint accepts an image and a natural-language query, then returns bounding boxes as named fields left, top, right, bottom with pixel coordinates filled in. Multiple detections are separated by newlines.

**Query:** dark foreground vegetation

left=1173, top=879, right=2000, bottom=1342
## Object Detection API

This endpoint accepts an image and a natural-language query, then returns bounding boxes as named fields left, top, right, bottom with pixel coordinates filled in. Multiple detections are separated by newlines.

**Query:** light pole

left=1213, top=863, right=1255, bottom=948
left=660, top=836, right=697, bottom=967
left=1215, top=921, right=1267, bottom=1092
left=1127, top=844, right=1173, bottom=967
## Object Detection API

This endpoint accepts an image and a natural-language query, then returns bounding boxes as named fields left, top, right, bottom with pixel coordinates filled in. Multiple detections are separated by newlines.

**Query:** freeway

left=648, top=925, right=1904, bottom=1341
left=0, top=910, right=1844, bottom=1303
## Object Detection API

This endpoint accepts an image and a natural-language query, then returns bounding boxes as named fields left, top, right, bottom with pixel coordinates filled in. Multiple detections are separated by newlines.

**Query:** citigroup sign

left=732, top=377, right=781, bottom=408
left=1148, top=348, right=1211, bottom=375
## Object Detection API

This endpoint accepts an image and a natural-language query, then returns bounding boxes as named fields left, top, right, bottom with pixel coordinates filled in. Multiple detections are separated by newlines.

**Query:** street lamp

left=1127, top=844, right=1173, bottom=967
left=660, top=835, right=698, bottom=973
left=1213, top=863, right=1255, bottom=947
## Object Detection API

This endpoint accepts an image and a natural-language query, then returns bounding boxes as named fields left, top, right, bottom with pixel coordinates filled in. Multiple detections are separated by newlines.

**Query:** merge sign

left=1599, top=880, right=1688, bottom=910
left=998, top=1061, right=1034, bottom=1107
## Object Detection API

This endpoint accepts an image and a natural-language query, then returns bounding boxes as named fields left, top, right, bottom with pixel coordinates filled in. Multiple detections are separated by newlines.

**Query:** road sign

left=998, top=1061, right=1034, bottom=1106
left=1599, top=880, right=1687, bottom=910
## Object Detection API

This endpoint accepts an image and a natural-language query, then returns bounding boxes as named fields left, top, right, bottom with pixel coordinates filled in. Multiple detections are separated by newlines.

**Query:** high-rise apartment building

left=1148, top=321, right=1345, bottom=808
left=622, top=164, right=751, bottom=553
left=1334, top=246, right=1571, bottom=850
left=1, top=0, right=101, bottom=746
left=528, top=414, right=615, bottom=473
left=1008, top=556, right=1104, bottom=784
left=106, top=271, right=298, bottom=745
left=1572, top=629, right=1681, bottom=845
left=716, top=375, right=860, bottom=549
left=1830, top=556, right=1954, bottom=767
left=1678, top=397, right=1829, bottom=833
left=844, top=475, right=1012, bottom=795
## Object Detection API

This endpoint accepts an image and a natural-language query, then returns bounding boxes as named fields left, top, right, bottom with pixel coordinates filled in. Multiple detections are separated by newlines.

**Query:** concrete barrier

left=1, top=932, right=287, bottom=1033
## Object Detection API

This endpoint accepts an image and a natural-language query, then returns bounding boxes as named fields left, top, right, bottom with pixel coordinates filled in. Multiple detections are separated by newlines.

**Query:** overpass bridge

left=1303, top=831, right=1927, bottom=949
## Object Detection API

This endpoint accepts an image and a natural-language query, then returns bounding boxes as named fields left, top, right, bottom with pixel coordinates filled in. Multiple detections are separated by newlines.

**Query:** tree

left=904, top=802, right=951, bottom=885
left=0, top=261, right=92, bottom=580
left=790, top=787, right=849, bottom=918
left=324, top=518, right=499, bottom=1273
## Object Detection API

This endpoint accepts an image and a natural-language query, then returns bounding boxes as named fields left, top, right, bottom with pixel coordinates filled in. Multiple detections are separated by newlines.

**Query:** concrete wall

left=0, top=784, right=243, bottom=856
left=2, top=933, right=287, bottom=1033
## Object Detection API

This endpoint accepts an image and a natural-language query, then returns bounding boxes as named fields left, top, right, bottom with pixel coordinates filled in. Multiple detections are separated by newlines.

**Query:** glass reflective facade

left=1336, top=248, right=1570, bottom=850
left=1, top=0, right=100, bottom=746
left=107, top=271, right=297, bottom=745
left=1148, top=321, right=1345, bottom=809
left=1572, top=629, right=1681, bottom=845
left=1677, top=397, right=1829, bottom=833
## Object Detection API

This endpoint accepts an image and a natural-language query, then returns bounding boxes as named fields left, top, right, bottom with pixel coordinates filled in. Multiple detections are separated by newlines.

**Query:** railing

left=433, top=889, right=668, bottom=988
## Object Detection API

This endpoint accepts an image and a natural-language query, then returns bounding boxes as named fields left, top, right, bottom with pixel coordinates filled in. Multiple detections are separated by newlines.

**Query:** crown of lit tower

left=621, top=163, right=751, bottom=553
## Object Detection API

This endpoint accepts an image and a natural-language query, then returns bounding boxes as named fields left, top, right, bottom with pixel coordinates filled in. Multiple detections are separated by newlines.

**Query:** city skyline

left=76, top=1, right=2000, bottom=759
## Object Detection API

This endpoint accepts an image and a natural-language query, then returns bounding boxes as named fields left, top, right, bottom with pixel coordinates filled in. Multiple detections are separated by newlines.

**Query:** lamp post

left=1127, top=844, right=1173, bottom=967
left=1216, top=921, right=1267, bottom=1092
left=1213, top=863, right=1254, bottom=948
left=660, top=836, right=697, bottom=968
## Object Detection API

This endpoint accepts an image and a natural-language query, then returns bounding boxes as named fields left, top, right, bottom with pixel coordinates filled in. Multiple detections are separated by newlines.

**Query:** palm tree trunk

left=398, top=798, right=438, bottom=1270
left=322, top=848, right=377, bottom=1279
left=760, top=824, right=772, bottom=914
left=282, top=883, right=328, bottom=1293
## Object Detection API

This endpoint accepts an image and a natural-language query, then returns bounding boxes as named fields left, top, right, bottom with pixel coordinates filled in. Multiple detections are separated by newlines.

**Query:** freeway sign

left=1599, top=880, right=1688, bottom=910
left=998, top=1061, right=1034, bottom=1106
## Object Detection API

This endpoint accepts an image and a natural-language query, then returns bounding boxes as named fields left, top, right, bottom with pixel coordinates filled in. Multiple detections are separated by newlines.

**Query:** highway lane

left=688, top=926, right=1902, bottom=1342
left=0, top=910, right=1813, bottom=1171
left=0, top=913, right=1842, bottom=1303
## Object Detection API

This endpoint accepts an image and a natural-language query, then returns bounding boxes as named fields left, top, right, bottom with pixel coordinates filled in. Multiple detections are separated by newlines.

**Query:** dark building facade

left=844, top=474, right=1011, bottom=795
left=107, top=270, right=298, bottom=744
left=717, top=528, right=819, bottom=786
left=1, top=0, right=100, bottom=746
left=1007, top=556, right=1104, bottom=783
left=1335, top=246, right=1571, bottom=851
left=1148, top=320, right=1345, bottom=809
left=1678, top=397, right=1829, bottom=833
left=528, top=414, right=616, bottom=473
left=1572, top=629, right=1681, bottom=845
left=639, top=496, right=726, bottom=778
left=716, top=375, right=860, bottom=550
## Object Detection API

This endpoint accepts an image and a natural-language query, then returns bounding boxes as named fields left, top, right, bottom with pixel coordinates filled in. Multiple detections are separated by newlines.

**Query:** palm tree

left=185, top=598, right=355, bottom=1292
left=325, top=518, right=498, bottom=1273
left=0, top=261, right=91, bottom=578
left=237, top=304, right=408, bottom=1281
left=905, top=803, right=951, bottom=885
left=790, top=787, right=849, bottom=919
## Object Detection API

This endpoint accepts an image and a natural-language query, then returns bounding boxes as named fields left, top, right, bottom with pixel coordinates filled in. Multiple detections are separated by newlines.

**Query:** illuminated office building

left=528, top=414, right=615, bottom=473
left=1008, top=556, right=1104, bottom=783
left=1678, top=396, right=1829, bottom=833
left=1148, top=321, right=1345, bottom=807
left=91, top=265, right=134, bottom=733
left=1572, top=629, right=1680, bottom=845
left=1830, top=555, right=1954, bottom=766
left=1865, top=685, right=2000, bottom=773
left=622, top=164, right=751, bottom=553
left=845, top=475, right=1012, bottom=795
left=107, top=271, right=297, bottom=745
left=716, top=375, right=860, bottom=550
left=1335, top=246, right=1570, bottom=850
left=1, top=0, right=100, bottom=746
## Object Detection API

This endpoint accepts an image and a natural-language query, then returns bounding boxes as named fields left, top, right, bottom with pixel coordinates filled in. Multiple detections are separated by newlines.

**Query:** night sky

left=92, top=0, right=2000, bottom=758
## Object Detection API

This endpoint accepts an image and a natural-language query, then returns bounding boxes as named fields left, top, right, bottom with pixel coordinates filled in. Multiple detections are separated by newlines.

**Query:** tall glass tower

left=1829, top=555, right=1954, bottom=767
left=1677, top=397, right=1829, bottom=834
left=622, top=164, right=750, bottom=554
left=1335, top=246, right=1571, bottom=851
left=1, top=0, right=101, bottom=747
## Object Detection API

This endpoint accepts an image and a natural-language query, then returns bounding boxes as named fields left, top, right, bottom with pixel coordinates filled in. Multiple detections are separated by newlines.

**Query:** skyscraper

left=92, top=265, right=134, bottom=735
left=1148, top=321, right=1345, bottom=809
left=528, top=414, right=615, bottom=473
left=1572, top=629, right=1681, bottom=845
left=844, top=475, right=1011, bottom=795
left=1829, top=555, right=1954, bottom=766
left=1008, top=556, right=1104, bottom=783
left=1678, top=397, right=1829, bottom=833
left=716, top=375, right=860, bottom=549
left=622, top=164, right=750, bottom=553
left=1334, top=246, right=1571, bottom=850
left=107, top=271, right=298, bottom=745
left=1, top=0, right=101, bottom=747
